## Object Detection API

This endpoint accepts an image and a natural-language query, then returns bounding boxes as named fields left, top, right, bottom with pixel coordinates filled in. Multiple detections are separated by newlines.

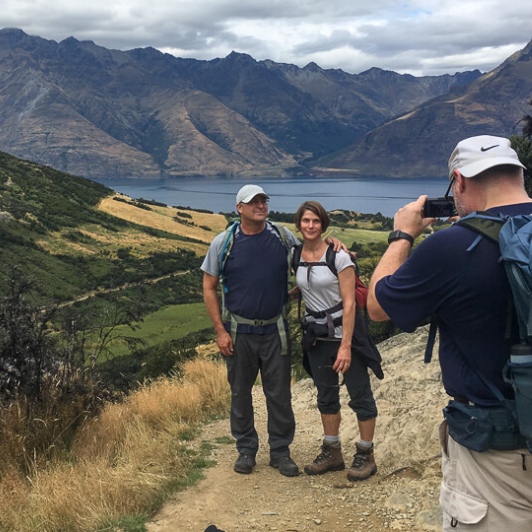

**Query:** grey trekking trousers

left=224, top=332, right=295, bottom=460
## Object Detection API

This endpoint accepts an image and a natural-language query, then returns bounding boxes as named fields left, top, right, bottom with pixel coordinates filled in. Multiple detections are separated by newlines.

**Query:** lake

left=93, top=176, right=450, bottom=217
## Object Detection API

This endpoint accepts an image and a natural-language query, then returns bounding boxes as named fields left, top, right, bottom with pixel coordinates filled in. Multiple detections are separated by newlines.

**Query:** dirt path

left=147, top=328, right=447, bottom=532
left=56, top=271, right=189, bottom=308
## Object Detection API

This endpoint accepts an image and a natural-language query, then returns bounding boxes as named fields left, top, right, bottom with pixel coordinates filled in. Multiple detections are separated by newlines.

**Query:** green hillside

left=0, top=149, right=401, bottom=380
left=0, top=151, right=203, bottom=303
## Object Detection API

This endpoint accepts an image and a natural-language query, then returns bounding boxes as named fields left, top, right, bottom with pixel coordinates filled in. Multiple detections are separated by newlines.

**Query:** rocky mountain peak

left=0, top=28, right=529, bottom=179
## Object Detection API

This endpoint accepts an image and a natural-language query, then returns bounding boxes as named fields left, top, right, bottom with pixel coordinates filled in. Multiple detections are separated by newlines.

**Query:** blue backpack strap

left=218, top=221, right=239, bottom=323
left=269, top=220, right=292, bottom=250
left=219, top=221, right=239, bottom=280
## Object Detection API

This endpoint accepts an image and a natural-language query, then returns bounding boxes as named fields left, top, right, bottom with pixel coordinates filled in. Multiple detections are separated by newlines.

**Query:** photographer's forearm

left=368, top=195, right=434, bottom=321
left=367, top=240, right=411, bottom=321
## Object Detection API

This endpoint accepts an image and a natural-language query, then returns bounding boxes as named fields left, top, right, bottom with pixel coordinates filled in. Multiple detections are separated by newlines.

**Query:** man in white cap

left=367, top=135, right=532, bottom=530
left=202, top=184, right=345, bottom=477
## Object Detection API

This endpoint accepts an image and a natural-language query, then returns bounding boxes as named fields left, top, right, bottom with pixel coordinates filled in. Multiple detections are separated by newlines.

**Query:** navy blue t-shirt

left=223, top=224, right=290, bottom=333
left=375, top=203, right=532, bottom=406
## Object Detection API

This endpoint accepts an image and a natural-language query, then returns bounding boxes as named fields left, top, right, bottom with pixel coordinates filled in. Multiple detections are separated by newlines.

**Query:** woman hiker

left=292, top=201, right=379, bottom=481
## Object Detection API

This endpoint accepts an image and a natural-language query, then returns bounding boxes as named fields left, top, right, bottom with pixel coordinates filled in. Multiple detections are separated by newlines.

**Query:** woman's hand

left=333, top=344, right=351, bottom=373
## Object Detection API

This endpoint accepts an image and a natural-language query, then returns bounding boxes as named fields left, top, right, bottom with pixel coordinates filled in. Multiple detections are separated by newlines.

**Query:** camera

left=423, top=197, right=457, bottom=218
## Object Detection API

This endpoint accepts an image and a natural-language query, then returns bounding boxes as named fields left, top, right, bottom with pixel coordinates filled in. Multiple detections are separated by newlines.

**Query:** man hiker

left=201, top=185, right=297, bottom=476
left=367, top=135, right=532, bottom=530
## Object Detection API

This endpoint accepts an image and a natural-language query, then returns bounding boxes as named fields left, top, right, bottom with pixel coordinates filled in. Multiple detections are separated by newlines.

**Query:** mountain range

left=0, top=28, right=530, bottom=179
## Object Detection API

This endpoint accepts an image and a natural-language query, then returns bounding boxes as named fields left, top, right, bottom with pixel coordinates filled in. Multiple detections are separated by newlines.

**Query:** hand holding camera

left=422, top=176, right=457, bottom=218
left=392, top=195, right=435, bottom=242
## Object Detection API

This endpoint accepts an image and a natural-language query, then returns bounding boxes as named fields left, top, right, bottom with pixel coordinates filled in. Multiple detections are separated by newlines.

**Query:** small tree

left=0, top=269, right=59, bottom=400
left=512, top=98, right=532, bottom=195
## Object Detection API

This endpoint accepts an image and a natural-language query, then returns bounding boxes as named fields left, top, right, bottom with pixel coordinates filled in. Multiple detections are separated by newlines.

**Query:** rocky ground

left=146, top=326, right=448, bottom=532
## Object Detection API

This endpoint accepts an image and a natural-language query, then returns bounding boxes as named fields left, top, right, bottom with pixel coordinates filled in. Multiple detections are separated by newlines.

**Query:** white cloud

left=1, top=0, right=531, bottom=75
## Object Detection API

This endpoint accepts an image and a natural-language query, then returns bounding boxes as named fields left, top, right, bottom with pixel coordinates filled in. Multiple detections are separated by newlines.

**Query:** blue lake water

left=93, top=176, right=450, bottom=217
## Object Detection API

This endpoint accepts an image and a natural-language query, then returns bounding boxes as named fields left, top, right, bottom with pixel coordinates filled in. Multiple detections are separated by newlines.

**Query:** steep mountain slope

left=0, top=28, right=481, bottom=178
left=0, top=150, right=207, bottom=302
left=318, top=40, right=532, bottom=178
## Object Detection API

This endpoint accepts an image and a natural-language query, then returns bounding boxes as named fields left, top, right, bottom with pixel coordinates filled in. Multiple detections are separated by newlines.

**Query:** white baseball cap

left=236, top=184, right=269, bottom=204
left=448, top=135, right=526, bottom=178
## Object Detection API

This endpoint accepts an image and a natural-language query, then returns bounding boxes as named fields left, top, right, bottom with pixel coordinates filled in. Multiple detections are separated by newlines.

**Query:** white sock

left=323, top=435, right=340, bottom=445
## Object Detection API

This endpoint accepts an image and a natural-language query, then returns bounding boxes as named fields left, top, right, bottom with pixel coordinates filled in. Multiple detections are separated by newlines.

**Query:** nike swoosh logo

left=481, top=145, right=499, bottom=152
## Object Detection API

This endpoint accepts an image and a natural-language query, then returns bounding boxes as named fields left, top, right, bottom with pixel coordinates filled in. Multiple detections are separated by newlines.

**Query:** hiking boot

left=234, top=453, right=256, bottom=474
left=304, top=441, right=345, bottom=475
left=347, top=442, right=377, bottom=482
left=269, top=455, right=299, bottom=477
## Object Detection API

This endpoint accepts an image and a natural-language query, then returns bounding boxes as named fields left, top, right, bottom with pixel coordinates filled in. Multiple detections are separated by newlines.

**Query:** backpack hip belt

left=304, top=301, right=343, bottom=338
left=224, top=310, right=289, bottom=355
left=305, top=301, right=343, bottom=320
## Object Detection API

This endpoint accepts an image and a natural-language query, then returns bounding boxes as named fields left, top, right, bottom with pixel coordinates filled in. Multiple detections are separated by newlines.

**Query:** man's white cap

left=448, top=135, right=526, bottom=178
left=236, top=184, right=269, bottom=204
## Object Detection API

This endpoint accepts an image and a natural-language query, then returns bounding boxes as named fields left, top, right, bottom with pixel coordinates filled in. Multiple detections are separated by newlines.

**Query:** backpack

left=218, top=220, right=293, bottom=354
left=448, top=211, right=532, bottom=450
left=291, top=244, right=368, bottom=309
left=291, top=243, right=383, bottom=380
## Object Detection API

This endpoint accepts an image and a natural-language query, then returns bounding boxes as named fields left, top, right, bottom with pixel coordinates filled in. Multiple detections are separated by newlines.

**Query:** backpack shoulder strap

left=291, top=243, right=302, bottom=274
left=269, top=221, right=296, bottom=290
left=455, top=211, right=506, bottom=244
left=269, top=220, right=292, bottom=251
left=324, top=243, right=338, bottom=277
left=219, top=221, right=240, bottom=277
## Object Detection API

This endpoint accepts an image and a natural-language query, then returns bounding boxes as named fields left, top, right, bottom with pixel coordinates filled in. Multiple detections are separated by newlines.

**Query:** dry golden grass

left=0, top=358, right=230, bottom=532
left=38, top=220, right=207, bottom=258
left=98, top=195, right=227, bottom=243
left=35, top=194, right=229, bottom=259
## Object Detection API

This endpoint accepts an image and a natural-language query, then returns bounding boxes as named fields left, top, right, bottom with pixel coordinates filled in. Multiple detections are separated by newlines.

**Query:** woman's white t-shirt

left=294, top=248, right=354, bottom=339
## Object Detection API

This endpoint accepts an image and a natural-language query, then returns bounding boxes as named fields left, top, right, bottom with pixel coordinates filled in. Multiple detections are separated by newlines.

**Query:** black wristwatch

left=388, top=230, right=414, bottom=246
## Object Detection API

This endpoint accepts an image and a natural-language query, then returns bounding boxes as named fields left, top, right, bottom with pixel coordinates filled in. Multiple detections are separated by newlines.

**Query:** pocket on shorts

left=440, top=482, right=488, bottom=525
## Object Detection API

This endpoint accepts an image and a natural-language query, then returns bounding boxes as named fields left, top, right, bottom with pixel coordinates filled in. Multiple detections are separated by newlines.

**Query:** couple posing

left=201, top=184, right=378, bottom=481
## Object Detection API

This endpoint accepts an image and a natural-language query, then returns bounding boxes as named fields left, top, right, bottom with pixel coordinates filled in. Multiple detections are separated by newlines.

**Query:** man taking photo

left=367, top=135, right=532, bottom=530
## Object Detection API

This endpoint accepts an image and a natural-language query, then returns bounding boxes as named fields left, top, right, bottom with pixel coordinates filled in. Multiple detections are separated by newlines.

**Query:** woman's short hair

left=294, top=201, right=330, bottom=232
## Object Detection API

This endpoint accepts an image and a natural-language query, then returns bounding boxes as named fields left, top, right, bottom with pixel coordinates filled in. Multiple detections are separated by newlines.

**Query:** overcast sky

left=2, top=0, right=531, bottom=76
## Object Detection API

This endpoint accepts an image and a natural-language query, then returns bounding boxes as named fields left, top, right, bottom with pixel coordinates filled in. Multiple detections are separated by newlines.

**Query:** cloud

left=1, top=0, right=531, bottom=75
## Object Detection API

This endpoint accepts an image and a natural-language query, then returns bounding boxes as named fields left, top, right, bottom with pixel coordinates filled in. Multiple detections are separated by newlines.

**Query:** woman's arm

left=333, top=265, right=356, bottom=373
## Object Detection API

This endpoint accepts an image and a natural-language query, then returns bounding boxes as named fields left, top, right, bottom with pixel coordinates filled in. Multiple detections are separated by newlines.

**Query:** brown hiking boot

left=304, top=441, right=345, bottom=475
left=347, top=442, right=377, bottom=482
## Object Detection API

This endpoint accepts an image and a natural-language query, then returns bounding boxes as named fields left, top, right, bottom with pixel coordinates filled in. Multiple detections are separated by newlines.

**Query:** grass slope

left=0, top=151, right=210, bottom=303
